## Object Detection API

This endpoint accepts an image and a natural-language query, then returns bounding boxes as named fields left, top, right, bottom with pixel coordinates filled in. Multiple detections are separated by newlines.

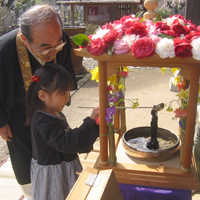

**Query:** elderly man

left=0, top=5, right=77, bottom=200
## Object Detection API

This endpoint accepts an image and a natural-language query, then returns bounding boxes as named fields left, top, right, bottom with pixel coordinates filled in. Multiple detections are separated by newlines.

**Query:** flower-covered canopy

left=84, top=14, right=200, bottom=60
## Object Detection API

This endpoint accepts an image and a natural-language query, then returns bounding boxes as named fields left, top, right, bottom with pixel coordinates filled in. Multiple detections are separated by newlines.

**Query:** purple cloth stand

left=119, top=183, right=191, bottom=200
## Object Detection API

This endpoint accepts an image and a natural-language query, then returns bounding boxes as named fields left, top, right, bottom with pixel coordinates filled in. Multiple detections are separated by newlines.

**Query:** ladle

left=146, top=103, right=164, bottom=150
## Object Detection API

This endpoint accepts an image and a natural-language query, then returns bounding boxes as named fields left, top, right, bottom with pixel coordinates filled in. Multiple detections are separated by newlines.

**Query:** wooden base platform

left=94, top=135, right=199, bottom=191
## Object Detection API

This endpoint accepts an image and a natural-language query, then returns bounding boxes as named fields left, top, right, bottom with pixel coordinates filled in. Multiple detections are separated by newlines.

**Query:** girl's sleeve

left=34, top=116, right=99, bottom=154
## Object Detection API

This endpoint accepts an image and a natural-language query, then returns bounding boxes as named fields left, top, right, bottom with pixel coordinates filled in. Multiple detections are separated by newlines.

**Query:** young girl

left=26, top=63, right=99, bottom=200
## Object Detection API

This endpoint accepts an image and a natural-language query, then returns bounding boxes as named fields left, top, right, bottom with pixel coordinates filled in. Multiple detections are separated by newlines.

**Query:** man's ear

left=38, top=90, right=47, bottom=102
left=20, top=33, right=29, bottom=46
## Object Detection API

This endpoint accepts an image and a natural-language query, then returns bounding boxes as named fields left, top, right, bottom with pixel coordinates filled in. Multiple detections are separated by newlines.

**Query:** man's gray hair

left=19, top=4, right=62, bottom=42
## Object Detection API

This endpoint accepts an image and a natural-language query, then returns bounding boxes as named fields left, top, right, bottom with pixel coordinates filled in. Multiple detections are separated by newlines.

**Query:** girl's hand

left=90, top=106, right=99, bottom=121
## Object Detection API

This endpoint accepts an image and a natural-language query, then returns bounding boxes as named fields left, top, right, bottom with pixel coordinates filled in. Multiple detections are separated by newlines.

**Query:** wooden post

left=70, top=4, right=74, bottom=26
left=185, top=0, right=200, bottom=26
left=98, top=61, right=108, bottom=166
left=143, top=0, right=158, bottom=20
left=114, top=84, right=120, bottom=133
left=119, top=101, right=126, bottom=134
left=182, top=65, right=200, bottom=172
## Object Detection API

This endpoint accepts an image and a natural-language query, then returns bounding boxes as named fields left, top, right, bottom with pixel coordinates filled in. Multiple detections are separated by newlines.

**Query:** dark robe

left=0, top=28, right=77, bottom=185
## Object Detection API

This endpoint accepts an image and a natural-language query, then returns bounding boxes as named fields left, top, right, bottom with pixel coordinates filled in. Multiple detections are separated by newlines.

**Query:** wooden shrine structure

left=73, top=0, right=199, bottom=191
left=56, top=0, right=141, bottom=25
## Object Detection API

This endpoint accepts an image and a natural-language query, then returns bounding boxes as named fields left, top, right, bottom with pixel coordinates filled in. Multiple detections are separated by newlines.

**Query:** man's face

left=25, top=17, right=64, bottom=62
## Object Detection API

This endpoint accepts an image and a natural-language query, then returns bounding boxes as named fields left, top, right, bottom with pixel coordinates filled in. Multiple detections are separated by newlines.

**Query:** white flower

left=122, top=34, right=139, bottom=48
left=155, top=38, right=175, bottom=59
left=164, top=16, right=185, bottom=27
left=92, top=28, right=109, bottom=40
left=191, top=38, right=200, bottom=60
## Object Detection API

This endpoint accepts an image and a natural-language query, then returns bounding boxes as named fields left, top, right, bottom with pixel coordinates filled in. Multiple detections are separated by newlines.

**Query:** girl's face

left=41, top=89, right=70, bottom=116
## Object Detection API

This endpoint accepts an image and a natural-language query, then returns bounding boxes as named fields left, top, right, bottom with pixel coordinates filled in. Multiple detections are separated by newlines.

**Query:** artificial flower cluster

left=90, top=66, right=139, bottom=126
left=85, top=13, right=200, bottom=60
left=106, top=67, right=139, bottom=125
left=163, top=68, right=189, bottom=130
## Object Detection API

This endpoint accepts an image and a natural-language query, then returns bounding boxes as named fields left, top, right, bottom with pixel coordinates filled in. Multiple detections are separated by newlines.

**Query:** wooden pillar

left=114, top=84, right=120, bottom=133
left=185, top=0, right=200, bottom=26
left=120, top=101, right=126, bottom=134
left=70, top=4, right=74, bottom=26
left=98, top=61, right=108, bottom=166
left=143, top=0, right=158, bottom=20
left=182, top=65, right=200, bottom=172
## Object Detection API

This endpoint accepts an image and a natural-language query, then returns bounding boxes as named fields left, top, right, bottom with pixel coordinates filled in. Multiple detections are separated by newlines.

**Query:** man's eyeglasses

left=28, top=36, right=67, bottom=56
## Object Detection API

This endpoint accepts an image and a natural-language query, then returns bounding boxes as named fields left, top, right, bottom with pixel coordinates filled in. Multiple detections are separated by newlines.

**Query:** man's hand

left=0, top=124, right=12, bottom=141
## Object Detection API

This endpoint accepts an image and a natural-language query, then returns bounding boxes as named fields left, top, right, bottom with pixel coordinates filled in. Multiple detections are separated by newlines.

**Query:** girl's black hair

left=26, top=63, right=74, bottom=125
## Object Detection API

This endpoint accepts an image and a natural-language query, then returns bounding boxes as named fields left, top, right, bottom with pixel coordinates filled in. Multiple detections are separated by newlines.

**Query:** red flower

left=155, top=21, right=170, bottom=31
left=185, top=31, right=200, bottom=42
left=171, top=20, right=190, bottom=36
left=125, top=22, right=147, bottom=37
left=174, top=38, right=192, bottom=58
left=160, top=30, right=178, bottom=38
left=79, top=45, right=87, bottom=48
left=131, top=37, right=155, bottom=59
left=107, top=85, right=112, bottom=92
left=187, top=20, right=197, bottom=32
left=31, top=75, right=40, bottom=82
left=170, top=15, right=187, bottom=24
left=87, top=38, right=107, bottom=56
left=103, top=29, right=118, bottom=44
left=177, top=82, right=186, bottom=92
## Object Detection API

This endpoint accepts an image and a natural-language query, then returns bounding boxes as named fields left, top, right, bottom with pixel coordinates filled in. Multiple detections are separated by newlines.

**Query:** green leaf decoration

left=107, top=44, right=115, bottom=57
left=135, top=11, right=144, bottom=18
left=155, top=14, right=163, bottom=23
left=70, top=34, right=90, bottom=46
left=140, top=18, right=144, bottom=22
left=158, top=33, right=174, bottom=39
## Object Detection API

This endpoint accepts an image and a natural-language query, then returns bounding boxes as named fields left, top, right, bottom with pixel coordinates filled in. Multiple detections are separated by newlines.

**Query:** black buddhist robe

left=0, top=28, right=77, bottom=185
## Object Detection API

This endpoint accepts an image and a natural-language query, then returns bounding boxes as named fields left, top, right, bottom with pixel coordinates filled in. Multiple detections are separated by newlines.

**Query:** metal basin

left=122, top=126, right=180, bottom=162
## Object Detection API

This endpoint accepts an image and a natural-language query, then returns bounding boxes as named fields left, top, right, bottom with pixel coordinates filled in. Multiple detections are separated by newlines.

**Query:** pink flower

left=144, top=20, right=153, bottom=29
left=149, top=35, right=161, bottom=45
left=131, top=37, right=155, bottom=58
left=87, top=38, right=107, bottom=56
left=118, top=71, right=129, bottom=77
left=101, top=22, right=113, bottom=30
left=114, top=40, right=130, bottom=55
left=119, top=15, right=133, bottom=23
left=146, top=25, right=159, bottom=37
left=114, top=25, right=123, bottom=39
left=174, top=108, right=187, bottom=118
left=122, top=18, right=141, bottom=31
